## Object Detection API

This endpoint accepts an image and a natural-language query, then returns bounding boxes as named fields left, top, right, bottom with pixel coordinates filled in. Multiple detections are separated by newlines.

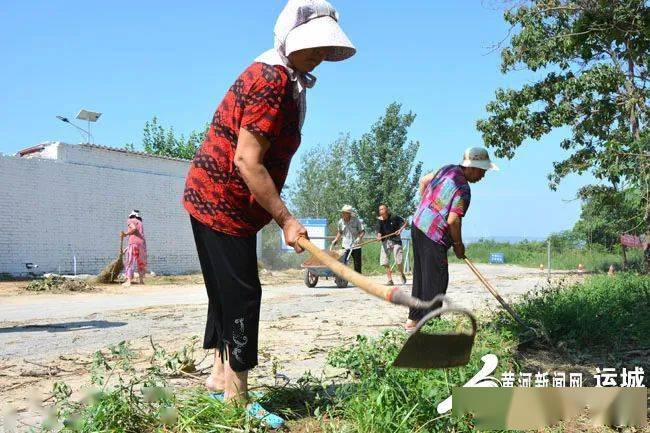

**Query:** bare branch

left=616, top=152, right=650, bottom=158
left=484, top=23, right=517, bottom=55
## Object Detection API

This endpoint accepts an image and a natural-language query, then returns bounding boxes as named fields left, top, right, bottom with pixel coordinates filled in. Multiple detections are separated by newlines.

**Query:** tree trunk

left=626, top=42, right=640, bottom=140
left=625, top=41, right=648, bottom=269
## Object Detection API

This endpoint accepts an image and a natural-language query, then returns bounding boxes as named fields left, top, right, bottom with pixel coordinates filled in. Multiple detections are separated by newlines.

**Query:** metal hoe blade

left=393, top=296, right=478, bottom=369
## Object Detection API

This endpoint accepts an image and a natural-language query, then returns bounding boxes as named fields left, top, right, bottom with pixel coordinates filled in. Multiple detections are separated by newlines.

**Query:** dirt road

left=0, top=264, right=581, bottom=430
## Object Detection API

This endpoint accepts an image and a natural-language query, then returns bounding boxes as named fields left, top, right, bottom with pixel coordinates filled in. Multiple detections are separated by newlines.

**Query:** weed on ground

left=324, top=319, right=517, bottom=433
left=498, top=273, right=650, bottom=356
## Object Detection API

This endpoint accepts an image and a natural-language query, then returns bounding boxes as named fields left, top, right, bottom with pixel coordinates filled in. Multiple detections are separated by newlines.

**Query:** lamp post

left=56, top=109, right=101, bottom=143
left=56, top=115, right=91, bottom=143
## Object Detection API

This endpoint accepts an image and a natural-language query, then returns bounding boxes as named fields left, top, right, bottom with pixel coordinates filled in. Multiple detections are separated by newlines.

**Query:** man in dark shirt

left=376, top=204, right=408, bottom=284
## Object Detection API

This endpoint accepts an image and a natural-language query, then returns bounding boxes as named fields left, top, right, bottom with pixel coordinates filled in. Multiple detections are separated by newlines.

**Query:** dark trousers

left=409, top=226, right=449, bottom=321
left=190, top=216, right=261, bottom=372
left=342, top=248, right=362, bottom=273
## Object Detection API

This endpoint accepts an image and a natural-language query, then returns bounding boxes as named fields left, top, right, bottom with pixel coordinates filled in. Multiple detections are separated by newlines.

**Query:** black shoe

left=401, top=274, right=407, bottom=284
left=386, top=279, right=394, bottom=286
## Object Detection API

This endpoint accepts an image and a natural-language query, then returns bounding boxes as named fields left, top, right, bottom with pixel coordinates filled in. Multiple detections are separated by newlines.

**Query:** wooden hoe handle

left=297, top=237, right=436, bottom=310
left=352, top=229, right=402, bottom=249
left=463, top=257, right=531, bottom=329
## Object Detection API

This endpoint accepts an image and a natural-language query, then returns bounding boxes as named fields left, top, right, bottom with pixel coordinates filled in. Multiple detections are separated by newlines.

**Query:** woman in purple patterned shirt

left=405, top=147, right=498, bottom=330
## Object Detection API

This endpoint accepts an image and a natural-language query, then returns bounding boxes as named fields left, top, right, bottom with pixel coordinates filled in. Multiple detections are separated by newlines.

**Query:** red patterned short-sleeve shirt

left=183, top=62, right=301, bottom=236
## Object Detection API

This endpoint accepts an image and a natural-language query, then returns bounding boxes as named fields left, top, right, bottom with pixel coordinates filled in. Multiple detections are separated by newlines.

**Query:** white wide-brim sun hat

left=460, top=147, right=500, bottom=171
left=285, top=15, right=356, bottom=61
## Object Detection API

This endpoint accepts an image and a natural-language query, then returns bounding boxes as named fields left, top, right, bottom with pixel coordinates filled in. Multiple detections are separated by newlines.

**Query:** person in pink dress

left=120, top=210, right=147, bottom=286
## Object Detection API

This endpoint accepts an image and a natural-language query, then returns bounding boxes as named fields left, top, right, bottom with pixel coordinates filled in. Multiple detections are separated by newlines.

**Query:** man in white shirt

left=330, top=205, right=365, bottom=273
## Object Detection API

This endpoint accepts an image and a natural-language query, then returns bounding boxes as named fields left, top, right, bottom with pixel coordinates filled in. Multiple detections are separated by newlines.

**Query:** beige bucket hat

left=460, top=147, right=499, bottom=171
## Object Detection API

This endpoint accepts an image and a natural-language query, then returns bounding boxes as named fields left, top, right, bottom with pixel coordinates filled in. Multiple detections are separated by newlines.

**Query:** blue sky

left=0, top=1, right=593, bottom=238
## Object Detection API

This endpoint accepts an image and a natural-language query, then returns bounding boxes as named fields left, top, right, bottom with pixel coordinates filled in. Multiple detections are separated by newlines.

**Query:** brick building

left=0, top=142, right=201, bottom=276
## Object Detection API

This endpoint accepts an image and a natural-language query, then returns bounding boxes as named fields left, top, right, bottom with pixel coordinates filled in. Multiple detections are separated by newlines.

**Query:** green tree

left=547, top=229, right=581, bottom=252
left=477, top=0, right=649, bottom=232
left=349, top=103, right=423, bottom=225
left=289, top=134, right=354, bottom=227
left=573, top=183, right=644, bottom=263
left=128, top=116, right=207, bottom=159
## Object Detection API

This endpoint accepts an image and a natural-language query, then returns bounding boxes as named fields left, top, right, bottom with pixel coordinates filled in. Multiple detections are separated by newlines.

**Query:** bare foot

left=205, top=374, right=225, bottom=392
left=403, top=319, right=417, bottom=331
left=122, top=280, right=131, bottom=287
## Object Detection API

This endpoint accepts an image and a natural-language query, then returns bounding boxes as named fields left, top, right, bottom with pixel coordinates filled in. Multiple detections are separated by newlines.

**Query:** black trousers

left=409, top=226, right=450, bottom=321
left=342, top=248, right=362, bottom=273
left=190, top=216, right=261, bottom=372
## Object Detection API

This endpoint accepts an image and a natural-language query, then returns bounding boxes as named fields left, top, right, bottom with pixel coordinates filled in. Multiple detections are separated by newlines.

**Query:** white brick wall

left=0, top=143, right=201, bottom=276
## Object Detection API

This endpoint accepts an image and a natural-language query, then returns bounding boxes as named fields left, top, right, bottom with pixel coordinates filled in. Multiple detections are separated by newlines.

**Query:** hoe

left=297, top=237, right=477, bottom=369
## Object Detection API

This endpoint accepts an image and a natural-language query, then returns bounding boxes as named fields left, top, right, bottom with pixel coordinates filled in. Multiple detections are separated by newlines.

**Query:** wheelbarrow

left=306, top=229, right=404, bottom=289
left=296, top=237, right=477, bottom=369
left=301, top=249, right=350, bottom=288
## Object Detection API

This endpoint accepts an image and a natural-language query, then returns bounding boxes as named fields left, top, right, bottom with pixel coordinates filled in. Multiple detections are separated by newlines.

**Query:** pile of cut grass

left=26, top=275, right=96, bottom=293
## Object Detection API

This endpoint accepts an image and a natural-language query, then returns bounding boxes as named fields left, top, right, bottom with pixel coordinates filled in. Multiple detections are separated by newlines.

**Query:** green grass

left=325, top=319, right=517, bottom=433
left=50, top=321, right=515, bottom=433
left=449, top=240, right=643, bottom=271
left=498, top=273, right=650, bottom=354
left=50, top=340, right=267, bottom=433
left=322, top=273, right=650, bottom=432
left=54, top=386, right=257, bottom=433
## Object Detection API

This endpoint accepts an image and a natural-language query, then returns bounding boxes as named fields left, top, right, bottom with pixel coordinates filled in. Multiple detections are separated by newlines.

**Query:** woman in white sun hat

left=404, top=147, right=498, bottom=331
left=181, top=0, right=355, bottom=423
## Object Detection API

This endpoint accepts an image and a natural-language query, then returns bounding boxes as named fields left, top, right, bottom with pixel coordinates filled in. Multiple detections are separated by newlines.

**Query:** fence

left=449, top=239, right=644, bottom=274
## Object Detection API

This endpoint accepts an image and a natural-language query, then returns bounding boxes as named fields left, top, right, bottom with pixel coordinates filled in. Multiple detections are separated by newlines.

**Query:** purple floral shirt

left=412, top=165, right=471, bottom=247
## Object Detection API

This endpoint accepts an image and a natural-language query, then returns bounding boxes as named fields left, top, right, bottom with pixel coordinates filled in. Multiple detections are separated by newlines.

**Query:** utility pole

left=547, top=239, right=551, bottom=283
